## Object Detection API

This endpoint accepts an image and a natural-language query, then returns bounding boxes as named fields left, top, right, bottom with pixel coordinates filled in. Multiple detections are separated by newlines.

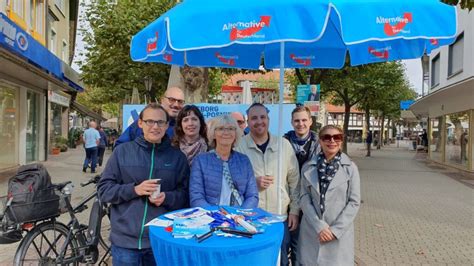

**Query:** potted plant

left=55, top=136, right=69, bottom=152
left=68, top=127, right=83, bottom=148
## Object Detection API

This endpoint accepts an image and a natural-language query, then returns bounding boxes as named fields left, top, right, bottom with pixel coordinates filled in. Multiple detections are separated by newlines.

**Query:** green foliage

left=79, top=1, right=175, bottom=105
left=441, top=0, right=473, bottom=10
left=208, top=68, right=228, bottom=99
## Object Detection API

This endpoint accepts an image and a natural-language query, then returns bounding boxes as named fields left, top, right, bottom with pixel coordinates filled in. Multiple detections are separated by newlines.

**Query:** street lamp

left=144, top=76, right=153, bottom=103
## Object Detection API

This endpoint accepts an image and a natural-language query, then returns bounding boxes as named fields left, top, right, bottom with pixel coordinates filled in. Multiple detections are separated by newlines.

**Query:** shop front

left=0, top=13, right=82, bottom=171
left=411, top=78, right=474, bottom=172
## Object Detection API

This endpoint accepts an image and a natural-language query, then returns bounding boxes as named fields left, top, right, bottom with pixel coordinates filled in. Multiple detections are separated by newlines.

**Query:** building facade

left=0, top=0, right=86, bottom=171
left=411, top=7, right=474, bottom=172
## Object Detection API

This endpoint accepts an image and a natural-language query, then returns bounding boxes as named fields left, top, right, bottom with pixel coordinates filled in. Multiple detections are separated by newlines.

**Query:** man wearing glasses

left=99, top=103, right=189, bottom=265
left=235, top=103, right=300, bottom=266
left=114, top=86, right=185, bottom=147
left=230, top=112, right=247, bottom=136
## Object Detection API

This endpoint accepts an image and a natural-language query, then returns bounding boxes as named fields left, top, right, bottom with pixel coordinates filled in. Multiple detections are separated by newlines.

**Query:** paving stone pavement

left=0, top=143, right=473, bottom=265
left=350, top=142, right=474, bottom=265
left=0, top=147, right=112, bottom=265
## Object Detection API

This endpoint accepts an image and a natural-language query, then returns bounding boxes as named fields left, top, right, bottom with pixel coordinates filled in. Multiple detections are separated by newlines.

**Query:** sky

left=402, top=59, right=423, bottom=96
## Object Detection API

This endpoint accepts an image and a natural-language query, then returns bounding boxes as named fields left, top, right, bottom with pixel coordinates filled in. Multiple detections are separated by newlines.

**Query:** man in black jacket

left=98, top=103, right=189, bottom=265
left=283, top=105, right=320, bottom=266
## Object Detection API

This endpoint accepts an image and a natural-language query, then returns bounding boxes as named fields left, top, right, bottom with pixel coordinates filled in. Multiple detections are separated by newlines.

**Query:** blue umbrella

left=130, top=0, right=457, bottom=213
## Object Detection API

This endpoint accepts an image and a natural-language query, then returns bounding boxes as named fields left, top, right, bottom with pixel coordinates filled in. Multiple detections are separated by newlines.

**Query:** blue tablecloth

left=149, top=208, right=284, bottom=266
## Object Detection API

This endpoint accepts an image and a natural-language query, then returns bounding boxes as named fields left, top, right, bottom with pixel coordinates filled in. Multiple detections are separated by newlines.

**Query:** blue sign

left=400, top=100, right=415, bottom=110
left=123, top=103, right=296, bottom=136
left=0, top=13, right=62, bottom=78
left=297, top=84, right=320, bottom=104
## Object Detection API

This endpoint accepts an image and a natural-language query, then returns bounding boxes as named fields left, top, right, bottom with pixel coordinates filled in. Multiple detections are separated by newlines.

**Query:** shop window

left=0, top=82, right=19, bottom=169
left=431, top=54, right=440, bottom=88
left=13, top=0, right=25, bottom=19
left=429, top=117, right=443, bottom=162
left=26, top=91, right=40, bottom=163
left=35, top=0, right=45, bottom=36
left=448, top=33, right=463, bottom=77
left=62, top=40, right=68, bottom=62
left=445, top=111, right=470, bottom=167
left=50, top=28, right=57, bottom=55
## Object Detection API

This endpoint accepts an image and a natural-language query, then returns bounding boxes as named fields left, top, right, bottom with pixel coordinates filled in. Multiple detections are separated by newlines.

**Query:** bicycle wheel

left=14, top=222, right=79, bottom=266
left=98, top=208, right=111, bottom=264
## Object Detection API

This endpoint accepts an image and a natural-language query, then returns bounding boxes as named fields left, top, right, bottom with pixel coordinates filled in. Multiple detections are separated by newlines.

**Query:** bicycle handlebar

left=80, top=175, right=101, bottom=187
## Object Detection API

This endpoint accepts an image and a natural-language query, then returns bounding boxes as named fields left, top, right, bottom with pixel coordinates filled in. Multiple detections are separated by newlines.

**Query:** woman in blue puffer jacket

left=190, top=114, right=258, bottom=208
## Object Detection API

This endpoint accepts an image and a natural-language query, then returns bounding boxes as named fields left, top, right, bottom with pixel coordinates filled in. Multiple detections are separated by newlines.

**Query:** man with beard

left=235, top=103, right=300, bottom=266
left=114, top=87, right=185, bottom=147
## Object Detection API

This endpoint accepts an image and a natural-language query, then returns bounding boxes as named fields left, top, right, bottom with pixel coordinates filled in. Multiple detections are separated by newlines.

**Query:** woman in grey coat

left=298, top=125, right=361, bottom=266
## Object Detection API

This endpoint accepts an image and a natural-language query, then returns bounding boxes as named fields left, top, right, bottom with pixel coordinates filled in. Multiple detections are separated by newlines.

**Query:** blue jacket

left=114, top=118, right=176, bottom=148
left=98, top=135, right=189, bottom=249
left=189, top=151, right=258, bottom=208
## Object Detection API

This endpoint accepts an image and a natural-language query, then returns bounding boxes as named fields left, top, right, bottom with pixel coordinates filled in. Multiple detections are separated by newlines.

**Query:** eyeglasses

left=321, top=134, right=344, bottom=143
left=215, top=126, right=237, bottom=133
left=164, top=96, right=185, bottom=106
left=236, top=120, right=245, bottom=125
left=142, top=119, right=168, bottom=127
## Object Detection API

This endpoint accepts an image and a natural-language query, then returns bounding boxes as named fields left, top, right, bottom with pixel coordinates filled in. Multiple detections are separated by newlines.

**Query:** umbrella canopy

left=131, top=0, right=457, bottom=69
left=130, top=0, right=457, bottom=214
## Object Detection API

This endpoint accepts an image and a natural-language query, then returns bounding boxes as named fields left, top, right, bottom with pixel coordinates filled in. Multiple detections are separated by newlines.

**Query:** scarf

left=179, top=137, right=208, bottom=165
left=317, top=151, right=341, bottom=214
left=287, top=131, right=316, bottom=168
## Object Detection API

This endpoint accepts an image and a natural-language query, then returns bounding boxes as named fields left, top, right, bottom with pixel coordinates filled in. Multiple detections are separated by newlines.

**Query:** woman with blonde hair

left=298, top=125, right=361, bottom=265
left=190, top=114, right=258, bottom=208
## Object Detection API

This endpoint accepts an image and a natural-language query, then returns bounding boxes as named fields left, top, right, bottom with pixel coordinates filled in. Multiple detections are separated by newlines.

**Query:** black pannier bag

left=6, top=163, right=60, bottom=223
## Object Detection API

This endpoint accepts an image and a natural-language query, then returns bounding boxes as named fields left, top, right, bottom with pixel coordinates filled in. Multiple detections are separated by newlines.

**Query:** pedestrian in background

left=97, top=125, right=108, bottom=167
left=190, top=114, right=258, bottom=208
left=298, top=125, right=361, bottom=265
left=366, top=130, right=373, bottom=157
left=98, top=103, right=190, bottom=265
left=172, top=105, right=208, bottom=165
left=82, top=121, right=100, bottom=173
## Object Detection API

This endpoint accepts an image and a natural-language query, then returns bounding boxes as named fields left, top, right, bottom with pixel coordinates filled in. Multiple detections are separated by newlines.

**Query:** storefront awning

left=71, top=101, right=106, bottom=122
left=410, top=77, right=474, bottom=118
left=0, top=13, right=84, bottom=92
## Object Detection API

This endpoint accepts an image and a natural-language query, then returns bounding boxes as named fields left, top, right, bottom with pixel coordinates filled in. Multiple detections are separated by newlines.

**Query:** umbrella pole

left=277, top=42, right=284, bottom=215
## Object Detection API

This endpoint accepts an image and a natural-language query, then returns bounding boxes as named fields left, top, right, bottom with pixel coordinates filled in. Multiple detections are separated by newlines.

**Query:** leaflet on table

left=172, top=217, right=212, bottom=239
left=164, top=207, right=207, bottom=220
left=145, top=218, right=173, bottom=227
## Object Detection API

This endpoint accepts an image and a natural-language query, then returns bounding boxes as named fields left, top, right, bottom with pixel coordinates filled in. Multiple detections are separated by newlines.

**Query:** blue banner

left=0, top=13, right=62, bottom=78
left=123, top=103, right=296, bottom=136
left=400, top=100, right=415, bottom=110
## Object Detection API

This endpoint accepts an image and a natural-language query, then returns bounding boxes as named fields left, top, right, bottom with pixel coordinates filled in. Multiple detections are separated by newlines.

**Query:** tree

left=441, top=0, right=473, bottom=10
left=79, top=1, right=175, bottom=105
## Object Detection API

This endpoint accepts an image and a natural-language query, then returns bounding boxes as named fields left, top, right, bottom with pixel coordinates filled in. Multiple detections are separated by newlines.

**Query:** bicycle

left=1, top=175, right=111, bottom=265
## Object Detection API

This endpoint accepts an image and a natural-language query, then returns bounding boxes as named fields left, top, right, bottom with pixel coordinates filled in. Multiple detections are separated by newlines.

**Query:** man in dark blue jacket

left=114, top=86, right=185, bottom=148
left=98, top=103, right=190, bottom=265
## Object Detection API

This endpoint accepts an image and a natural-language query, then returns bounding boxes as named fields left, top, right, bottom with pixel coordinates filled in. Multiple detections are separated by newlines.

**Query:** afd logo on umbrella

left=222, top=16, right=271, bottom=41
left=290, top=54, right=314, bottom=66
left=215, top=52, right=237, bottom=66
left=146, top=32, right=159, bottom=53
left=430, top=38, right=439, bottom=46
left=368, top=46, right=391, bottom=59
left=376, top=12, right=412, bottom=36
left=163, top=52, right=173, bottom=62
